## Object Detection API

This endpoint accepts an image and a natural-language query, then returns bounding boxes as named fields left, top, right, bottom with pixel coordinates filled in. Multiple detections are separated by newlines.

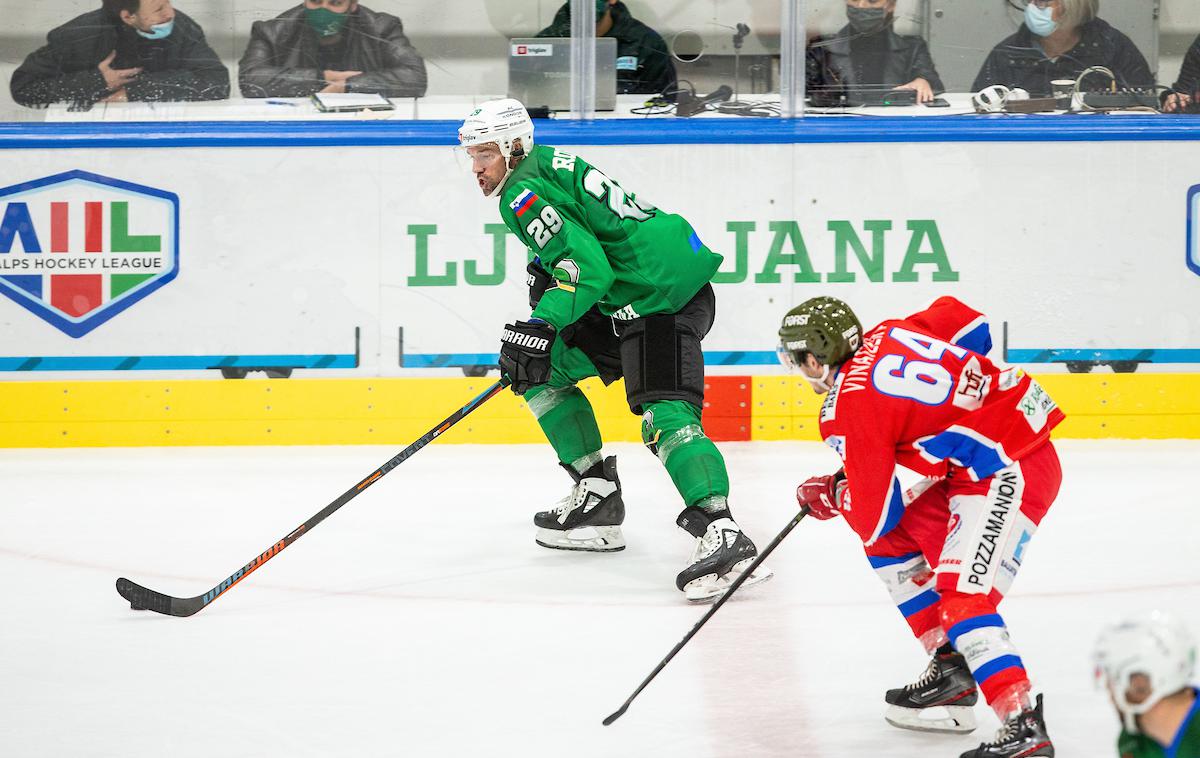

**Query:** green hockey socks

left=641, top=400, right=730, bottom=510
left=525, top=384, right=603, bottom=473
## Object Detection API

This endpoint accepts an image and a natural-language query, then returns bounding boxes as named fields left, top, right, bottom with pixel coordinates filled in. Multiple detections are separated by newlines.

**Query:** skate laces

left=551, top=483, right=587, bottom=518
left=905, top=658, right=940, bottom=691
left=981, top=716, right=1020, bottom=746
left=690, top=520, right=737, bottom=562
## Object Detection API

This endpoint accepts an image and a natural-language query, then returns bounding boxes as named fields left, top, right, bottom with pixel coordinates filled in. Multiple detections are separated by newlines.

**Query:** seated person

left=808, top=0, right=944, bottom=104
left=972, top=0, right=1153, bottom=97
left=239, top=0, right=427, bottom=99
left=10, top=0, right=229, bottom=108
left=1164, top=32, right=1200, bottom=113
left=537, top=0, right=676, bottom=97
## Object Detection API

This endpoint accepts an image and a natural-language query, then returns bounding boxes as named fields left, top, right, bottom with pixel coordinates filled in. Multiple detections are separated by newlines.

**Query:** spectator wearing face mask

left=10, top=0, right=229, bottom=108
left=238, top=0, right=427, bottom=98
left=807, top=0, right=944, bottom=104
left=972, top=0, right=1153, bottom=97
left=1163, top=33, right=1200, bottom=113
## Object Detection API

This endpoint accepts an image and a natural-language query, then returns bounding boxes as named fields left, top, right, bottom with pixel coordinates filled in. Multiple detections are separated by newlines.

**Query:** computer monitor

left=508, top=37, right=617, bottom=112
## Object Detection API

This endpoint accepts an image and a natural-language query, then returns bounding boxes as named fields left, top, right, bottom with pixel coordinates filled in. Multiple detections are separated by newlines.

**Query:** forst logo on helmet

left=0, top=170, right=178, bottom=338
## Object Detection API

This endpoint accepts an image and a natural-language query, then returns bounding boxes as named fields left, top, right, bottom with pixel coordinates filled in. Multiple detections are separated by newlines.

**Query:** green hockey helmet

left=777, top=296, right=864, bottom=369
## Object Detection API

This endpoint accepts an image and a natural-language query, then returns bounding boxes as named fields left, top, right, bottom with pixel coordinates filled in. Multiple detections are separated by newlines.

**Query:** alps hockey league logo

left=0, top=170, right=179, bottom=338
left=1189, top=184, right=1200, bottom=277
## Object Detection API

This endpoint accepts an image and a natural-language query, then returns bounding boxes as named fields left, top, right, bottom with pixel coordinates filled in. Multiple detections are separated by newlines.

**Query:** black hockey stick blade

left=115, top=380, right=508, bottom=617
left=602, top=507, right=810, bottom=726
left=117, top=577, right=204, bottom=617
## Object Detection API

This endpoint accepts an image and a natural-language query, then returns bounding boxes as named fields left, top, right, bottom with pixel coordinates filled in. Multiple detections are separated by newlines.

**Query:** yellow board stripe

left=0, top=378, right=638, bottom=448
left=0, top=373, right=1196, bottom=448
left=750, top=374, right=1200, bottom=441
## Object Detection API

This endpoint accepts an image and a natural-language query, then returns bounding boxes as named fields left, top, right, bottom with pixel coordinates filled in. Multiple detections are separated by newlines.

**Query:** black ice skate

left=884, top=646, right=979, bottom=734
left=960, top=694, right=1054, bottom=758
left=675, top=506, right=772, bottom=603
left=534, top=456, right=625, bottom=552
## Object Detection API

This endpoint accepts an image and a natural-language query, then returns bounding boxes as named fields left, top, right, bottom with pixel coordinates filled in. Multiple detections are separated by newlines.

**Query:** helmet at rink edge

left=1094, top=610, right=1197, bottom=734
left=777, top=296, right=864, bottom=369
left=459, top=98, right=534, bottom=162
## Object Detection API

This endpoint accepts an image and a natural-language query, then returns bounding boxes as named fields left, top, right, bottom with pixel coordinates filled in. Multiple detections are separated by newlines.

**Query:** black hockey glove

left=526, top=259, right=554, bottom=308
left=499, top=319, right=556, bottom=395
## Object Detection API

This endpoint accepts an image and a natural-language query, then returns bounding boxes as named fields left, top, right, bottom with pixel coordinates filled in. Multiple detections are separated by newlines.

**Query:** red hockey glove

left=796, top=471, right=847, bottom=520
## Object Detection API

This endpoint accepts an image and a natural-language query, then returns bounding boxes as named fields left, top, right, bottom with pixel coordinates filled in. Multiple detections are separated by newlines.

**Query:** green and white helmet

left=777, top=296, right=864, bottom=369
left=1094, top=611, right=1196, bottom=733
left=459, top=98, right=535, bottom=197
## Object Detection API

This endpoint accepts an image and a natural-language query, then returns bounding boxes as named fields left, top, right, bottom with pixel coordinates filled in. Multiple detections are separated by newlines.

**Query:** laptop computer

left=508, top=37, right=617, bottom=112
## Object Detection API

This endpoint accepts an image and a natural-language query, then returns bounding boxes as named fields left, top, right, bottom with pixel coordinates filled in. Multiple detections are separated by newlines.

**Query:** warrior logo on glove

left=499, top=319, right=555, bottom=395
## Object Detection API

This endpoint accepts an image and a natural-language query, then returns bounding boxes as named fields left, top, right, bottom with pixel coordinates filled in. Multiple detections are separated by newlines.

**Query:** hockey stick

left=602, top=506, right=811, bottom=726
left=601, top=473, right=946, bottom=725
left=115, top=379, right=509, bottom=617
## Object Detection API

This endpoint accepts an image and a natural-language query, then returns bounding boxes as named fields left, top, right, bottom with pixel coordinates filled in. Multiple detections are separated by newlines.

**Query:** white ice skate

left=534, top=456, right=626, bottom=552
left=676, top=510, right=772, bottom=603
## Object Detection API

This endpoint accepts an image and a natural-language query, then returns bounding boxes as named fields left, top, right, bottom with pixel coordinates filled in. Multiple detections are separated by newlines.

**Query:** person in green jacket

left=537, top=0, right=676, bottom=97
left=1095, top=611, right=1200, bottom=758
left=458, top=98, right=769, bottom=602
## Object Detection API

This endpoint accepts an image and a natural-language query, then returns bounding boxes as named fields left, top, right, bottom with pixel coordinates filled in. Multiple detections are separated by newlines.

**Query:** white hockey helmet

left=459, top=98, right=534, bottom=197
left=1094, top=610, right=1196, bottom=733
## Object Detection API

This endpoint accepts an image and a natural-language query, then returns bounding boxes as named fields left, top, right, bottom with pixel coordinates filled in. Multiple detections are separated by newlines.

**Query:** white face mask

left=1025, top=3, right=1058, bottom=37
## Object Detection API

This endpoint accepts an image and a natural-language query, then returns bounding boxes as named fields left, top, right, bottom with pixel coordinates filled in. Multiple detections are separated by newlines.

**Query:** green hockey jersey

left=497, top=143, right=722, bottom=330
left=1118, top=691, right=1200, bottom=758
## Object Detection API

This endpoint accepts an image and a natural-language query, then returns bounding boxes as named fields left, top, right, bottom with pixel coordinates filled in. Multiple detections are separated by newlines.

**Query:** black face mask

left=846, top=6, right=891, bottom=34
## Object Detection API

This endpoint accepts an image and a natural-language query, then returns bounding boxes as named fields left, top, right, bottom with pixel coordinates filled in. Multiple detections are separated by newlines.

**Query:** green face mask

left=305, top=6, right=351, bottom=37
left=595, top=0, right=609, bottom=20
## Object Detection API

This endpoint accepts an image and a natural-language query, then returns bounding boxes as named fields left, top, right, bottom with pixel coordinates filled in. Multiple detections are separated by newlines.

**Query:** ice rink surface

left=1, top=439, right=1197, bottom=758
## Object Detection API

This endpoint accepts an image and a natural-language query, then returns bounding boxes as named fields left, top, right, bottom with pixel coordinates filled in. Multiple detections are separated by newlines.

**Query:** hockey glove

left=499, top=319, right=555, bottom=395
left=796, top=470, right=847, bottom=520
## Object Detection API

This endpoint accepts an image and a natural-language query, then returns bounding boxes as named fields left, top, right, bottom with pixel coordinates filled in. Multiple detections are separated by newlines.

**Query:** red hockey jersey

left=818, top=297, right=1065, bottom=546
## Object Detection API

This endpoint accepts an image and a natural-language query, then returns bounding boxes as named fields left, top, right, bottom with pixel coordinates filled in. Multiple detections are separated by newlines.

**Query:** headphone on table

left=972, top=85, right=1031, bottom=113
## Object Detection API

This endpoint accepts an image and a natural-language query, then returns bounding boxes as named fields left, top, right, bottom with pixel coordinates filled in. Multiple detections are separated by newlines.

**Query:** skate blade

left=535, top=525, right=625, bottom=553
left=884, top=703, right=977, bottom=734
left=684, top=560, right=774, bottom=604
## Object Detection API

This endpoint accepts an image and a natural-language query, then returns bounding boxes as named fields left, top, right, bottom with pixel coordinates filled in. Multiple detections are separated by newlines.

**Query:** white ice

left=1, top=440, right=1197, bottom=758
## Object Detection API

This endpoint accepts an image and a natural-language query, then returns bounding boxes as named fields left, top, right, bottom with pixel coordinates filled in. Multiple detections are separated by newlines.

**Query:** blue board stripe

left=404, top=351, right=782, bottom=368
left=5, top=347, right=1192, bottom=371
left=3, top=115, right=1200, bottom=150
left=1007, top=348, right=1200, bottom=363
left=0, top=354, right=357, bottom=371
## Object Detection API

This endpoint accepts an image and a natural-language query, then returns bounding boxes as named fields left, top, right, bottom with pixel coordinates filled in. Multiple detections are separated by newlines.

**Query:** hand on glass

left=98, top=51, right=141, bottom=92
left=101, top=88, right=129, bottom=103
left=895, top=77, right=934, bottom=104
left=1163, top=92, right=1193, bottom=113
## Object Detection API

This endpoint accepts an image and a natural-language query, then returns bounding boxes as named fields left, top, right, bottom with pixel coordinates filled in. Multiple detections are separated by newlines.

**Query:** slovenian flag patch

left=511, top=189, right=538, bottom=217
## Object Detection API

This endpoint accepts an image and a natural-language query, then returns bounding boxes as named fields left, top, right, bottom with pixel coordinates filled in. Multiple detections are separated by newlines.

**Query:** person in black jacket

left=1164, top=33, right=1200, bottom=113
left=238, top=0, right=426, bottom=98
left=537, top=0, right=675, bottom=97
left=10, top=0, right=229, bottom=108
left=808, top=0, right=944, bottom=104
left=972, top=0, right=1153, bottom=97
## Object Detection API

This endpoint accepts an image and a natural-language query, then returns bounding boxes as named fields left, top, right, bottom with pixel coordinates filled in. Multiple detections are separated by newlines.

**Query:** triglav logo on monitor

left=512, top=44, right=552, bottom=57
left=1189, top=184, right=1200, bottom=277
left=0, top=170, right=179, bottom=338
